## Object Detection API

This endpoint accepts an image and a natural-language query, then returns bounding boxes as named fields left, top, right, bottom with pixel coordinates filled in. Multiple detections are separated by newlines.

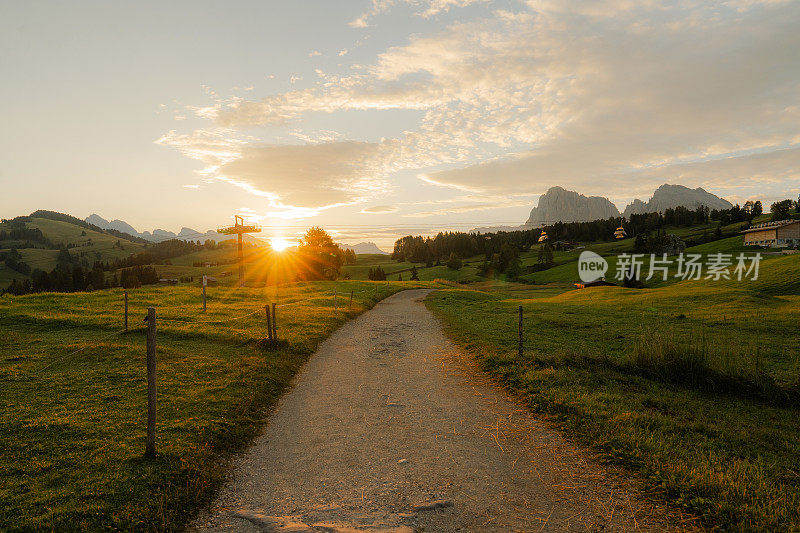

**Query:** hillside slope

left=0, top=214, right=146, bottom=289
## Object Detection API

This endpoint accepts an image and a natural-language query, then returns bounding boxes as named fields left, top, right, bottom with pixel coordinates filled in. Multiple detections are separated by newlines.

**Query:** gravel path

left=193, top=289, right=678, bottom=532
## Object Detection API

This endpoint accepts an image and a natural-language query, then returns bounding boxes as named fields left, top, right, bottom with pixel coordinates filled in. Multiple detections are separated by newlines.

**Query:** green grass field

left=3, top=214, right=794, bottom=530
left=0, top=280, right=418, bottom=531
left=425, top=256, right=800, bottom=531
left=342, top=254, right=485, bottom=283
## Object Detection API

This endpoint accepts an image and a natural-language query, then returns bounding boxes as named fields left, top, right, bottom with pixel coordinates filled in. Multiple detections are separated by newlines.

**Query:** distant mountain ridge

left=340, top=242, right=388, bottom=255
left=85, top=214, right=262, bottom=244
left=622, top=184, right=732, bottom=218
left=518, top=183, right=732, bottom=228
left=85, top=214, right=141, bottom=238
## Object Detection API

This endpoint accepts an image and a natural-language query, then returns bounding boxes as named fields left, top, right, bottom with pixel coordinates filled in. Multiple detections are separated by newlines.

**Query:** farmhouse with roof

left=741, top=219, right=800, bottom=247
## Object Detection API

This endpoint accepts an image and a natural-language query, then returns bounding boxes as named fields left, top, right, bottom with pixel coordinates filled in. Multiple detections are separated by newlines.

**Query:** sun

left=270, top=236, right=291, bottom=252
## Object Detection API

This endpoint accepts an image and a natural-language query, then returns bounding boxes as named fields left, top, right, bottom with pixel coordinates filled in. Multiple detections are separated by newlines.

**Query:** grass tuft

left=629, top=327, right=798, bottom=407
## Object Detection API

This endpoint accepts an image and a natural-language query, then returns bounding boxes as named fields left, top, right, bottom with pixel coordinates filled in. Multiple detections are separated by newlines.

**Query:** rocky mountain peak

left=525, top=187, right=621, bottom=226
left=623, top=184, right=732, bottom=218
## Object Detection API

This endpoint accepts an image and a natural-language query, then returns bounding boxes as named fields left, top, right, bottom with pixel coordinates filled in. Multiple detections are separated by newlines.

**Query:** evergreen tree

left=368, top=266, right=386, bottom=281
left=446, top=252, right=462, bottom=270
left=72, top=266, right=85, bottom=291
left=536, top=243, right=554, bottom=268
left=771, top=199, right=793, bottom=221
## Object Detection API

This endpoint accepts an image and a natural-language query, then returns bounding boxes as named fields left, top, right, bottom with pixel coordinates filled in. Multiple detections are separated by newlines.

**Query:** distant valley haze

left=2, top=0, right=799, bottom=247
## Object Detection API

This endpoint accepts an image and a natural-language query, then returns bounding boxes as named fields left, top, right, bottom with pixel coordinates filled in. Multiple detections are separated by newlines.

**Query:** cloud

left=156, top=129, right=248, bottom=171
left=400, top=0, right=800, bottom=198
left=349, top=0, right=489, bottom=27
left=212, top=80, right=443, bottom=127
left=402, top=198, right=534, bottom=217
left=628, top=145, right=800, bottom=202
left=158, top=131, right=394, bottom=214
left=217, top=141, right=390, bottom=210
left=162, top=0, right=800, bottom=217
left=361, top=205, right=399, bottom=213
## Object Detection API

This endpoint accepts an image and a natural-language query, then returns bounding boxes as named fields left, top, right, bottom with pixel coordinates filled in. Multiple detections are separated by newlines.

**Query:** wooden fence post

left=265, top=305, right=273, bottom=342
left=271, top=303, right=277, bottom=341
left=145, top=307, right=157, bottom=456
left=334, top=289, right=338, bottom=312
left=349, top=290, right=353, bottom=310
left=518, top=305, right=523, bottom=359
left=124, top=291, right=128, bottom=332
left=202, top=275, right=207, bottom=313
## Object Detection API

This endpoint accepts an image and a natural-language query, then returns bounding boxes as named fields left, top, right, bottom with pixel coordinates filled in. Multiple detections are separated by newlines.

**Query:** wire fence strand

left=37, top=328, right=128, bottom=373
left=9, top=283, right=404, bottom=381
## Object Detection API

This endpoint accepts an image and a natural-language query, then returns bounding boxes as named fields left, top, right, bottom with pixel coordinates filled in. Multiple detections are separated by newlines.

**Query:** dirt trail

left=194, top=289, right=678, bottom=532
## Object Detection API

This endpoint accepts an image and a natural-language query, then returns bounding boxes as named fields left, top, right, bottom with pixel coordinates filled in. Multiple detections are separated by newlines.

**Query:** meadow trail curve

left=194, top=289, right=677, bottom=533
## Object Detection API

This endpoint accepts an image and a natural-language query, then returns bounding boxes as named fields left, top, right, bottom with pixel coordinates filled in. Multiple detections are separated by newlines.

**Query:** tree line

left=3, top=248, right=160, bottom=295
left=388, top=203, right=784, bottom=279
left=110, top=238, right=228, bottom=269
left=0, top=219, right=53, bottom=248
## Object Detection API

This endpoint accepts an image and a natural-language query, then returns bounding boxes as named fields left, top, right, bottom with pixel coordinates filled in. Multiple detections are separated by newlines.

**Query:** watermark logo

left=578, top=250, right=609, bottom=282
left=612, top=252, right=761, bottom=281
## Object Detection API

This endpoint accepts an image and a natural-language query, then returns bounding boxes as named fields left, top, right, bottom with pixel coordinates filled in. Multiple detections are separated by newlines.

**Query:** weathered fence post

left=145, top=307, right=157, bottom=456
left=518, top=305, right=523, bottom=359
left=265, top=305, right=273, bottom=342
left=124, top=291, right=128, bottom=332
left=202, top=274, right=207, bottom=313
left=334, top=289, right=338, bottom=312
left=271, top=303, right=277, bottom=341
left=349, top=290, right=353, bottom=310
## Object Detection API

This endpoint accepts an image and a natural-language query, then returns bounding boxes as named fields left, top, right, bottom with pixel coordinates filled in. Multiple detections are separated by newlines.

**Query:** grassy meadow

left=425, top=256, right=800, bottom=531
left=341, top=253, right=484, bottom=283
left=0, top=280, right=414, bottom=531
left=4, top=211, right=798, bottom=531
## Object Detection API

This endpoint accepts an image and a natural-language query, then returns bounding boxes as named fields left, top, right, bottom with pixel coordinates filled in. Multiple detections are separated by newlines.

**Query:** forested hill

left=29, top=210, right=148, bottom=244
left=0, top=210, right=226, bottom=293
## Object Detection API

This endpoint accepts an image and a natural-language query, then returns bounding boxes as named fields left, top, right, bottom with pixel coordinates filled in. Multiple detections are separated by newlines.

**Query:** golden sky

left=2, top=0, right=799, bottom=247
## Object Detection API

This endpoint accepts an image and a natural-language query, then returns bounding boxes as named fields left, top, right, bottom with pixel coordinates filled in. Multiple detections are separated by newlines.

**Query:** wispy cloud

left=349, top=0, right=489, bottom=27
left=361, top=205, right=399, bottom=214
